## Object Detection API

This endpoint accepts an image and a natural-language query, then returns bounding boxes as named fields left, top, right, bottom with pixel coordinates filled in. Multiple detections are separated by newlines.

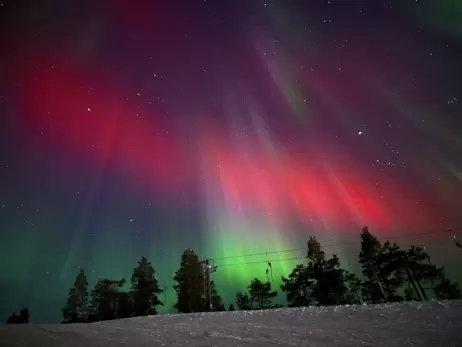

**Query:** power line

left=212, top=229, right=454, bottom=263
left=217, top=256, right=306, bottom=269
left=215, top=239, right=454, bottom=269
left=214, top=230, right=454, bottom=268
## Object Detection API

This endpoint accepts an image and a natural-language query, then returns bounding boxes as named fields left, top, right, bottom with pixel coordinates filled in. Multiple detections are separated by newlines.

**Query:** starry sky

left=1, top=0, right=462, bottom=323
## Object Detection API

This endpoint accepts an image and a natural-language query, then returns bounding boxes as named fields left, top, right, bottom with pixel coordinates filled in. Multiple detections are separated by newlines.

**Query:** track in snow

left=1, top=301, right=461, bottom=346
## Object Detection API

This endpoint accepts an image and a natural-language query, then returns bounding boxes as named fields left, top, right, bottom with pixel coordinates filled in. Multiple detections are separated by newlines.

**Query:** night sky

left=1, top=0, right=462, bottom=323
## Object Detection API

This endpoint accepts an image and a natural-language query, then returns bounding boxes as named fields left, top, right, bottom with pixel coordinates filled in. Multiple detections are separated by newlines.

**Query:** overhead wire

left=212, top=229, right=454, bottom=262
left=213, top=230, right=457, bottom=269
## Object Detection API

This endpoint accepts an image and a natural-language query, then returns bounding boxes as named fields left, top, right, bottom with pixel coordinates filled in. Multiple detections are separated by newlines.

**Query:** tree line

left=6, top=227, right=461, bottom=323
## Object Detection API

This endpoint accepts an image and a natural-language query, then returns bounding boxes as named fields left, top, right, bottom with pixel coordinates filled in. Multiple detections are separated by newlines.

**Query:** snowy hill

left=1, top=301, right=461, bottom=346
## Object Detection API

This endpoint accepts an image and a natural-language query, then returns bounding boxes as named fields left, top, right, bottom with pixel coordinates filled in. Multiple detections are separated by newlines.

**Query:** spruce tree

left=248, top=278, right=278, bottom=309
left=62, top=268, right=89, bottom=323
left=228, top=303, right=235, bottom=311
left=131, top=256, right=163, bottom=316
left=173, top=249, right=205, bottom=313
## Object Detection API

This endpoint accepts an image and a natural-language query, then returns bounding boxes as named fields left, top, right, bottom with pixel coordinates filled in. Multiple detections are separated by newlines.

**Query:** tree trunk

left=376, top=278, right=387, bottom=302
left=410, top=267, right=428, bottom=301
left=370, top=259, right=387, bottom=302
left=404, top=264, right=422, bottom=301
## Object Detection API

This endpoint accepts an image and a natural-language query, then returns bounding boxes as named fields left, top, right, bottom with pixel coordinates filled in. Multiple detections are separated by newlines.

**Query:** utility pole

left=201, top=257, right=217, bottom=311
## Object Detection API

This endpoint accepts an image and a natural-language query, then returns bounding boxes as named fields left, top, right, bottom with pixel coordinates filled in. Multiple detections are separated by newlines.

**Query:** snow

left=1, top=301, right=461, bottom=346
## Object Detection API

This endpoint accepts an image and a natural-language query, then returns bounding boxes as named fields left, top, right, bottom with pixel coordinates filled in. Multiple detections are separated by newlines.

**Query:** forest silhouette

left=6, top=227, right=461, bottom=324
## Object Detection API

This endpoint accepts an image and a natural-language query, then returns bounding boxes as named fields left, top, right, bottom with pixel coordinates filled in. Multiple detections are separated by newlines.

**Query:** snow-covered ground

left=1, top=301, right=461, bottom=346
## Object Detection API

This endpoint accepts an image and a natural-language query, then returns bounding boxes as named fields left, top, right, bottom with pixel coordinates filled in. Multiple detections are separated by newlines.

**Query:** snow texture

left=1, top=301, right=461, bottom=346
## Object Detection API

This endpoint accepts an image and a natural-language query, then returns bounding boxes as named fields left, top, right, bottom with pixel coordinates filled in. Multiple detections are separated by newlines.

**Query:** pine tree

left=399, top=246, right=433, bottom=301
left=62, top=268, right=89, bottom=323
left=307, top=237, right=347, bottom=305
left=280, top=264, right=315, bottom=307
left=379, top=241, right=406, bottom=301
left=235, top=292, right=252, bottom=310
left=173, top=249, right=205, bottom=313
left=131, top=256, right=163, bottom=316
left=248, top=278, right=278, bottom=309
left=228, top=304, right=235, bottom=311
left=358, top=227, right=387, bottom=303
left=306, top=237, right=325, bottom=296
left=401, top=246, right=461, bottom=300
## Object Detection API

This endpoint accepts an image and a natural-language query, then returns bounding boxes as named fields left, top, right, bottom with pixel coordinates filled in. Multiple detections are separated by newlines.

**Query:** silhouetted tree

left=131, top=256, right=163, bottom=316
left=6, top=308, right=29, bottom=324
left=404, top=287, right=417, bottom=301
left=53, top=228, right=462, bottom=321
left=117, top=292, right=132, bottom=319
left=400, top=246, right=461, bottom=301
left=62, top=268, right=89, bottom=323
left=359, top=227, right=385, bottom=302
left=342, top=270, right=363, bottom=304
left=433, top=276, right=462, bottom=300
left=7, top=313, right=20, bottom=324
left=90, top=278, right=126, bottom=321
left=397, top=246, right=434, bottom=301
left=19, top=308, right=30, bottom=323
left=359, top=227, right=396, bottom=303
left=173, top=249, right=205, bottom=313
left=378, top=241, right=406, bottom=301
left=307, top=237, right=348, bottom=305
left=235, top=292, right=252, bottom=310
left=248, top=278, right=278, bottom=309
left=210, top=281, right=225, bottom=311
left=280, top=264, right=315, bottom=307
left=358, top=228, right=461, bottom=304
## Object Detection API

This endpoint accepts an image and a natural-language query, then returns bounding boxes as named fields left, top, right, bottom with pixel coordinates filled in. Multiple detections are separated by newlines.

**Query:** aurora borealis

left=1, top=0, right=461, bottom=323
